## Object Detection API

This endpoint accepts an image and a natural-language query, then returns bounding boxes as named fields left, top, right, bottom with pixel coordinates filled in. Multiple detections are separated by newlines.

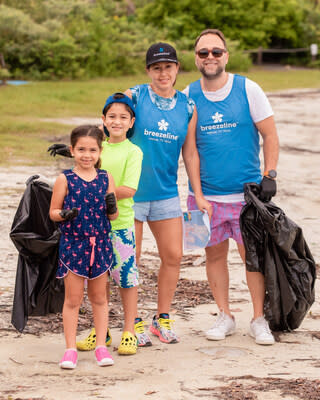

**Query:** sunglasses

left=196, top=48, right=226, bottom=59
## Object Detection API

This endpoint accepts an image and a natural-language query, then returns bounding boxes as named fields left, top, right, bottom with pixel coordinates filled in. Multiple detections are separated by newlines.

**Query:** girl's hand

left=59, top=207, right=79, bottom=221
left=105, top=193, right=117, bottom=215
left=106, top=173, right=119, bottom=220
left=47, top=144, right=72, bottom=158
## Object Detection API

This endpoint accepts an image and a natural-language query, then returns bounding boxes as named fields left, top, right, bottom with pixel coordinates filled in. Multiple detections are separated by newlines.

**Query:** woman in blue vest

left=125, top=43, right=211, bottom=344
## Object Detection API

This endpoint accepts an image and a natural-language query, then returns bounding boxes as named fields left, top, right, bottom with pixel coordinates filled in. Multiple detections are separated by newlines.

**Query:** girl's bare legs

left=120, top=287, right=138, bottom=334
left=63, top=272, right=84, bottom=349
left=87, top=272, right=109, bottom=347
left=148, top=217, right=183, bottom=315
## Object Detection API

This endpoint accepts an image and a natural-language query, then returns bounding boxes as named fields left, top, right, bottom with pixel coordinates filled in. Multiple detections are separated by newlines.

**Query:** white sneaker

left=250, top=316, right=275, bottom=345
left=206, top=311, right=236, bottom=340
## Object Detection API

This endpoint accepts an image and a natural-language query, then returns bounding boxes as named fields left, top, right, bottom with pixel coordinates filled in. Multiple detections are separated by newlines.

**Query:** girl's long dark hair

left=70, top=125, right=104, bottom=168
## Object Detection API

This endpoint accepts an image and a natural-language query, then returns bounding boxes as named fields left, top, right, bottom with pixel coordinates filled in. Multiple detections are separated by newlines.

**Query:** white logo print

left=212, top=112, right=223, bottom=123
left=158, top=119, right=169, bottom=131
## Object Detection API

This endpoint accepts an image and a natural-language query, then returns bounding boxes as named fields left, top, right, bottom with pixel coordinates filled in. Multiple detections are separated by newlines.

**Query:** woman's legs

left=63, top=272, right=84, bottom=349
left=148, top=217, right=183, bottom=316
left=135, top=219, right=143, bottom=267
left=87, top=272, right=109, bottom=347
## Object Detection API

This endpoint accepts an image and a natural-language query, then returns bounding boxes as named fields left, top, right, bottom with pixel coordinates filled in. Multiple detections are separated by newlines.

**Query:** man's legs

left=237, top=243, right=265, bottom=319
left=205, top=240, right=231, bottom=316
left=237, top=243, right=274, bottom=344
left=205, top=239, right=236, bottom=341
left=205, top=240, right=265, bottom=318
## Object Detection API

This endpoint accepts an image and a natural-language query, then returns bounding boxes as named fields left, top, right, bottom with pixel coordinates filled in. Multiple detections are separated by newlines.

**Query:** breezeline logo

left=200, top=112, right=238, bottom=133
left=212, top=112, right=223, bottom=123
left=158, top=119, right=169, bottom=131
left=143, top=119, right=178, bottom=141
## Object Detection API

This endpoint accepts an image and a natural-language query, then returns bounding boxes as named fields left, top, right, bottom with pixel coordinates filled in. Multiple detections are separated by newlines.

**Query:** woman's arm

left=124, top=89, right=132, bottom=99
left=182, top=107, right=212, bottom=217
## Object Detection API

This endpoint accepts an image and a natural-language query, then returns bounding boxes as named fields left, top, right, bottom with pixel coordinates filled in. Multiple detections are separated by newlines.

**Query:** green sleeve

left=121, top=146, right=143, bottom=190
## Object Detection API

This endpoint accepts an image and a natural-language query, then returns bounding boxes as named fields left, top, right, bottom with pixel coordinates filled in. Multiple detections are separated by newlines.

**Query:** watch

left=264, top=170, right=277, bottom=179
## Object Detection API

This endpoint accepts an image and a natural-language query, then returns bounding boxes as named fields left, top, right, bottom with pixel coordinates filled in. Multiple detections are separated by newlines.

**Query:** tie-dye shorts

left=109, top=226, right=139, bottom=288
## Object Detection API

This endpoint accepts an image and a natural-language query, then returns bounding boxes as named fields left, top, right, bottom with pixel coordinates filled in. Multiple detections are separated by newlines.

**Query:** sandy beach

left=0, top=88, right=319, bottom=400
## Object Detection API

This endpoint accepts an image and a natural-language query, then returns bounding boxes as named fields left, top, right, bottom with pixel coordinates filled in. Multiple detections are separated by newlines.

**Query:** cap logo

left=153, top=52, right=170, bottom=56
left=159, top=47, right=164, bottom=52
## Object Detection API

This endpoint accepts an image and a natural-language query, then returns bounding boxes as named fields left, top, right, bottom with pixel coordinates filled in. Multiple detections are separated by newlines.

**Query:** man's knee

left=206, top=241, right=229, bottom=264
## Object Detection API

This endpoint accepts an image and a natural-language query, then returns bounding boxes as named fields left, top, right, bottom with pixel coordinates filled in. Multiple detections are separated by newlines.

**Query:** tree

left=138, top=0, right=319, bottom=49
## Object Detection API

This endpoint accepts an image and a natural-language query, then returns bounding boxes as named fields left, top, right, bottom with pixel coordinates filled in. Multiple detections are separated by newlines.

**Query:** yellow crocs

left=117, top=331, right=138, bottom=355
left=76, top=328, right=112, bottom=351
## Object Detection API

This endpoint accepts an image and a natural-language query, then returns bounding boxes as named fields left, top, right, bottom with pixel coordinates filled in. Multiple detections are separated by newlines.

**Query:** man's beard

left=199, top=64, right=224, bottom=80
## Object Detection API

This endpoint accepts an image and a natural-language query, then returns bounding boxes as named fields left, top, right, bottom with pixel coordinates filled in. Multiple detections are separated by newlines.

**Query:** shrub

left=0, top=68, right=11, bottom=80
left=307, top=59, right=320, bottom=69
left=179, top=51, right=196, bottom=72
left=226, top=41, right=252, bottom=72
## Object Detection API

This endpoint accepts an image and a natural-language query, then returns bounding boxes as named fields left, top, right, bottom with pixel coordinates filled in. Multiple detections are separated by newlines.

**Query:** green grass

left=244, top=66, right=320, bottom=92
left=1, top=67, right=319, bottom=166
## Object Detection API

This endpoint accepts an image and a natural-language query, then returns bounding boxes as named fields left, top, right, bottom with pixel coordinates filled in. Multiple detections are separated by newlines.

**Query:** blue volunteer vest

left=131, top=84, right=189, bottom=202
left=188, top=75, right=261, bottom=196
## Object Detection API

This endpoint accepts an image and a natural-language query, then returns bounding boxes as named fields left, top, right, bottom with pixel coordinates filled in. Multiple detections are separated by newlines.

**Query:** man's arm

left=256, top=115, right=279, bottom=201
left=256, top=115, right=279, bottom=174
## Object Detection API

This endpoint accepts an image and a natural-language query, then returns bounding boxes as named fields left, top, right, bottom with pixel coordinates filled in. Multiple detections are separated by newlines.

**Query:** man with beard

left=184, top=29, right=279, bottom=345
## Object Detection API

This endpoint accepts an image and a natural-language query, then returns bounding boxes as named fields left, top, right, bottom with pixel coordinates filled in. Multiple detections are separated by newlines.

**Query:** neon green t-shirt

left=100, top=139, right=143, bottom=230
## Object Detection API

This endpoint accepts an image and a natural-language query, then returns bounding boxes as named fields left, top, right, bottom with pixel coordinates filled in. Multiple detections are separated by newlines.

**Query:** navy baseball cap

left=102, top=92, right=135, bottom=115
left=146, top=42, right=178, bottom=67
left=102, top=92, right=135, bottom=138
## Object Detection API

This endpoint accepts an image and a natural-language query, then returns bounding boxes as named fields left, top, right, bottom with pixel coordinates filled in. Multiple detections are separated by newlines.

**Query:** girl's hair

left=103, top=93, right=135, bottom=119
left=70, top=125, right=104, bottom=168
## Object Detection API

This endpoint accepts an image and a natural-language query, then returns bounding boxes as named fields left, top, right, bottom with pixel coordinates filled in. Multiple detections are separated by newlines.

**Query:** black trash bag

left=10, top=175, right=64, bottom=332
left=240, top=183, right=316, bottom=332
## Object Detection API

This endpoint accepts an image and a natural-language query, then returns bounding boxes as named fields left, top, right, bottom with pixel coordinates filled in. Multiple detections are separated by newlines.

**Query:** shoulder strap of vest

left=189, top=80, right=201, bottom=98
left=232, top=74, right=246, bottom=90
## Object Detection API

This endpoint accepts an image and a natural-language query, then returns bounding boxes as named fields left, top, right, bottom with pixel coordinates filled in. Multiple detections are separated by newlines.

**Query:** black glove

left=259, top=176, right=277, bottom=202
left=47, top=144, right=72, bottom=158
left=105, top=193, right=117, bottom=214
left=59, top=207, right=79, bottom=221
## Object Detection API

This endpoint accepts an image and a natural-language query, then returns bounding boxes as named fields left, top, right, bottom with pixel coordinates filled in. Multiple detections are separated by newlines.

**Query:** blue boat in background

left=0, top=80, right=30, bottom=85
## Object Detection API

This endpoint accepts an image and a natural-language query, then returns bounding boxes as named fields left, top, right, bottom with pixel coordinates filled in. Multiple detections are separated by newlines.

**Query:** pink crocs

left=59, top=349, right=77, bottom=369
left=95, top=346, right=114, bottom=366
